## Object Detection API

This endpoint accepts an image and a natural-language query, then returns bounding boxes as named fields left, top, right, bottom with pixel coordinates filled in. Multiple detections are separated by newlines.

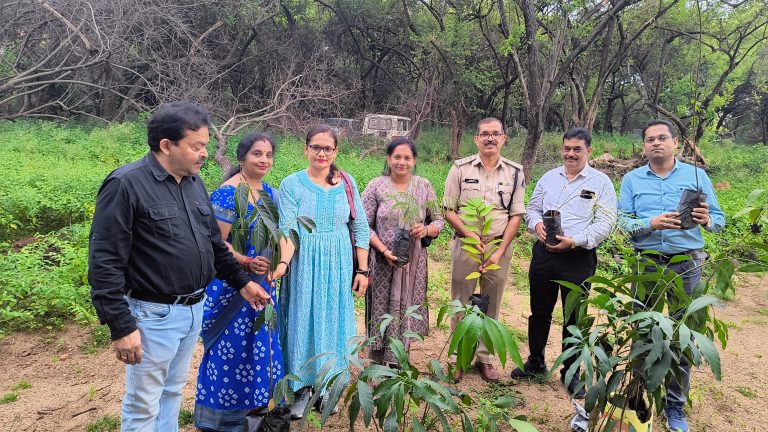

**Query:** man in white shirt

left=511, top=127, right=617, bottom=399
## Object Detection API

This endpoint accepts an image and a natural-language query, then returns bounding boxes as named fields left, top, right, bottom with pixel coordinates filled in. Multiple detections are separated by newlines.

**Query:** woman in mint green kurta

left=273, top=125, right=369, bottom=393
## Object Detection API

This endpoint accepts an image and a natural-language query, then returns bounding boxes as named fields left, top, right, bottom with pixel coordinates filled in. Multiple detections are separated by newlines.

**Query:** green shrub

left=86, top=415, right=120, bottom=432
left=0, top=223, right=94, bottom=334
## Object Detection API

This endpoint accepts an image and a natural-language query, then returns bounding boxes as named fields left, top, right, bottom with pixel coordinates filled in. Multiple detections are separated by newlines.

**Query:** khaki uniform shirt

left=444, top=154, right=526, bottom=237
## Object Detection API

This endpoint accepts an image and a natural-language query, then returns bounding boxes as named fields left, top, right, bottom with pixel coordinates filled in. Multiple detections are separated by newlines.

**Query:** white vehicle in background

left=323, top=114, right=412, bottom=141
left=361, top=114, right=411, bottom=140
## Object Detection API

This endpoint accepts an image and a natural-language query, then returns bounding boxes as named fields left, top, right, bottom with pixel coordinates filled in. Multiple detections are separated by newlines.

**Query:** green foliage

left=269, top=301, right=534, bottom=431
left=735, top=386, right=757, bottom=399
left=0, top=121, right=147, bottom=243
left=0, top=392, right=18, bottom=404
left=81, top=325, right=112, bottom=355
left=230, top=182, right=315, bottom=271
left=436, top=300, right=525, bottom=374
left=0, top=223, right=93, bottom=335
left=85, top=415, right=120, bottom=432
left=11, top=380, right=31, bottom=391
left=458, top=198, right=504, bottom=280
left=560, top=250, right=733, bottom=427
left=178, top=408, right=194, bottom=426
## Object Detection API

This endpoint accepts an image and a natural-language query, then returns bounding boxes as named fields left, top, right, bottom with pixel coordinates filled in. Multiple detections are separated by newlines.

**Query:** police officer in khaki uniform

left=443, top=117, right=525, bottom=383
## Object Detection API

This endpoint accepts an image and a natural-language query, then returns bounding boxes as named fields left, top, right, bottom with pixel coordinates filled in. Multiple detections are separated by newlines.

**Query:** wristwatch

left=355, top=268, right=371, bottom=277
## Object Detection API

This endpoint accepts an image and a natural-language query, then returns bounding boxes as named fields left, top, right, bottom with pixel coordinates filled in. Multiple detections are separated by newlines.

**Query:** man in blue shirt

left=618, top=119, right=725, bottom=432
left=511, top=127, right=617, bottom=399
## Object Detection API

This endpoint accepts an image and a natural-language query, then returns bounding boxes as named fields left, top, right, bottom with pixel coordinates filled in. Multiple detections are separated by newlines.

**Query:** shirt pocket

left=460, top=185, right=482, bottom=202
left=148, top=205, right=179, bottom=238
left=196, top=203, right=212, bottom=235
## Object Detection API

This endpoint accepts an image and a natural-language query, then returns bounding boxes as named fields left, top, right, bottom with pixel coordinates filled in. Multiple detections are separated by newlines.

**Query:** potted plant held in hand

left=387, top=190, right=438, bottom=266
left=457, top=197, right=504, bottom=291
left=230, top=182, right=315, bottom=431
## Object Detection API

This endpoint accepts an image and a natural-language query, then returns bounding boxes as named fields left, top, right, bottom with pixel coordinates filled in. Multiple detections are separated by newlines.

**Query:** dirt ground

left=1, top=259, right=766, bottom=432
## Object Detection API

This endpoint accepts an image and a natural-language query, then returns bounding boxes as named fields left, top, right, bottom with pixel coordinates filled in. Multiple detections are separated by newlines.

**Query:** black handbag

left=244, top=406, right=291, bottom=432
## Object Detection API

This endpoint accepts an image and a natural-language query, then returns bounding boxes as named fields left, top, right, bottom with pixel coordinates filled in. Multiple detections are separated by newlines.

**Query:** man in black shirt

left=88, top=101, right=270, bottom=431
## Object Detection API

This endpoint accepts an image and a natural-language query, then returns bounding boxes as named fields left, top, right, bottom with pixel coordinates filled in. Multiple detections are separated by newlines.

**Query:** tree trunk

left=603, top=95, right=616, bottom=133
left=450, top=108, right=462, bottom=160
left=214, top=131, right=234, bottom=180
left=520, top=112, right=545, bottom=180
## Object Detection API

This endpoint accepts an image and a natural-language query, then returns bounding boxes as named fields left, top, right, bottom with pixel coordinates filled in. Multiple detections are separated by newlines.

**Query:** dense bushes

left=0, top=120, right=765, bottom=335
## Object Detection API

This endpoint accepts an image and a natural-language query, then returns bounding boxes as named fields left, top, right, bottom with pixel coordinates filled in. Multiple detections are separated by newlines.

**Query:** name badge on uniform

left=464, top=178, right=479, bottom=184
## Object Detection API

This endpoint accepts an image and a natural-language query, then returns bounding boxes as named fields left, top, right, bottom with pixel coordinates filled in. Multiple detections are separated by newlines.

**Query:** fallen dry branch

left=591, top=152, right=646, bottom=179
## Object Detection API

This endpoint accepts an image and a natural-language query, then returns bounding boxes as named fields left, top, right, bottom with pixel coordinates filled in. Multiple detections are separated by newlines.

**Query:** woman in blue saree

left=194, top=132, right=284, bottom=432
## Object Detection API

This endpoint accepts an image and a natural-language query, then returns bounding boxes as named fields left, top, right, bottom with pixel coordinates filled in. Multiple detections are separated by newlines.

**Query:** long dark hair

left=306, top=124, right=339, bottom=185
left=225, top=132, right=276, bottom=179
left=383, top=136, right=418, bottom=175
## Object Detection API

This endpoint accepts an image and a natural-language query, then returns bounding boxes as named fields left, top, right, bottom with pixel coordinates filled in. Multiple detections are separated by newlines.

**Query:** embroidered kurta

left=277, top=170, right=369, bottom=391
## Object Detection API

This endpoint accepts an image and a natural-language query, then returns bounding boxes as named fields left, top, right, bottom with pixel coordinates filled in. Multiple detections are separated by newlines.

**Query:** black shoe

left=561, top=374, right=586, bottom=399
left=289, top=387, right=312, bottom=420
left=510, top=360, right=548, bottom=379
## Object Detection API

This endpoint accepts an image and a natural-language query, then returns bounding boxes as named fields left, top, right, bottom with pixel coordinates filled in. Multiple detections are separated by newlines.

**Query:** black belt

left=128, top=289, right=205, bottom=306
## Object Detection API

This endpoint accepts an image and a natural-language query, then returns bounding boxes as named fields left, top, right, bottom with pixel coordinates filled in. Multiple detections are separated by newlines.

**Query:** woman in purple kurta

left=361, top=137, right=444, bottom=365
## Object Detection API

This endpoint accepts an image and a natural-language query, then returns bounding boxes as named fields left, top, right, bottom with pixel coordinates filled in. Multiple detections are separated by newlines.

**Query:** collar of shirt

left=642, top=158, right=680, bottom=179
left=471, top=154, right=502, bottom=171
left=558, top=163, right=591, bottom=181
left=145, top=152, right=198, bottom=183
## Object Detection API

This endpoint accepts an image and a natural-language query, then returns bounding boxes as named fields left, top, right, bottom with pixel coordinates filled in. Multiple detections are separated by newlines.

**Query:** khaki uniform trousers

left=449, top=237, right=514, bottom=363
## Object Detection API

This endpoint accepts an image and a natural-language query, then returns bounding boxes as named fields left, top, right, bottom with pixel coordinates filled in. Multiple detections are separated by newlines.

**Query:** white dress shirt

left=526, top=164, right=617, bottom=250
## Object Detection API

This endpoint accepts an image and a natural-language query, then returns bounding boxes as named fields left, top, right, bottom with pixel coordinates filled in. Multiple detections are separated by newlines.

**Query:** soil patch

left=0, top=262, right=766, bottom=431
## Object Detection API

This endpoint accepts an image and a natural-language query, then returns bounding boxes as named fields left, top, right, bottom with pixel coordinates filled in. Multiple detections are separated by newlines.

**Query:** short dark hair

left=477, top=117, right=505, bottom=134
left=383, top=136, right=417, bottom=175
left=225, top=132, right=277, bottom=178
left=563, top=127, right=592, bottom=147
left=641, top=119, right=677, bottom=140
left=147, top=101, right=211, bottom=152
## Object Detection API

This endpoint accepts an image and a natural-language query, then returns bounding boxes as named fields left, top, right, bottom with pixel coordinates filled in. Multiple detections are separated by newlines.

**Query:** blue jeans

left=122, top=297, right=204, bottom=432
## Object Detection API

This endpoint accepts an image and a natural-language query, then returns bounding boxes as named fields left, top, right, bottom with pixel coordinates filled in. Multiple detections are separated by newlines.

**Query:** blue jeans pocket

left=129, top=298, right=174, bottom=322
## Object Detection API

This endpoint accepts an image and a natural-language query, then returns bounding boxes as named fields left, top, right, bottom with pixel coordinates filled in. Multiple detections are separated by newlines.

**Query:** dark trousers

left=527, top=241, right=597, bottom=375
left=636, top=251, right=705, bottom=407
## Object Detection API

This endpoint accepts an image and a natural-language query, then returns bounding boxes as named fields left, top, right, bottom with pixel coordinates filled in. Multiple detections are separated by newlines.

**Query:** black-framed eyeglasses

left=307, top=145, right=337, bottom=155
left=476, top=132, right=505, bottom=140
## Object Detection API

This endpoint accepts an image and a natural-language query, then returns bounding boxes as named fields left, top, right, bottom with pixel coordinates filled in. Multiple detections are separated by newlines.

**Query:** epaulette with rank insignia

left=500, top=157, right=524, bottom=172
left=453, top=155, right=477, bottom=166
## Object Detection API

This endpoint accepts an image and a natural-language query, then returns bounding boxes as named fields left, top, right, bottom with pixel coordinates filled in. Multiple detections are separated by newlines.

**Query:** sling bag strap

left=339, top=171, right=358, bottom=268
